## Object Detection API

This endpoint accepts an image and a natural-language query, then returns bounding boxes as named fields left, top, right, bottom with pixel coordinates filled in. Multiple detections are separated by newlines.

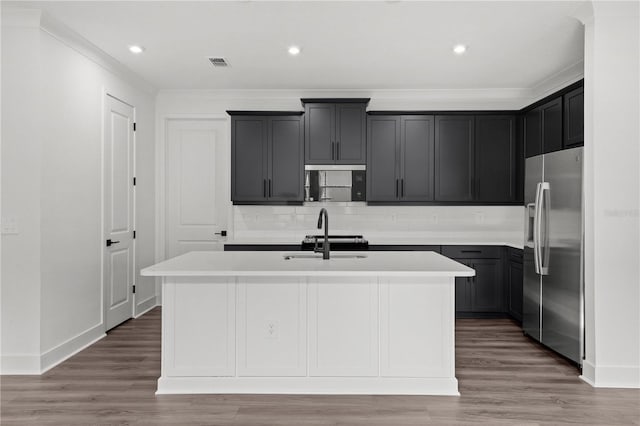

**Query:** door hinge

left=132, top=285, right=136, bottom=294
left=133, top=230, right=136, bottom=239
left=133, top=122, right=137, bottom=132
left=133, top=177, right=136, bottom=186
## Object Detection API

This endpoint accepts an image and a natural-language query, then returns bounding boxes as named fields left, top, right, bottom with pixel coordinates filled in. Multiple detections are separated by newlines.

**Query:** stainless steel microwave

left=304, top=165, right=366, bottom=202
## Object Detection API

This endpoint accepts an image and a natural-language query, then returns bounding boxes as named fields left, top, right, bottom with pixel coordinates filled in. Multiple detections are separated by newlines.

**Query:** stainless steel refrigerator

left=523, top=146, right=584, bottom=365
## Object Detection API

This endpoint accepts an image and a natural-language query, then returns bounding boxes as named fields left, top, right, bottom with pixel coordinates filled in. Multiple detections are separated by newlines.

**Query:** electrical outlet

left=266, top=320, right=278, bottom=340
left=0, top=217, right=19, bottom=235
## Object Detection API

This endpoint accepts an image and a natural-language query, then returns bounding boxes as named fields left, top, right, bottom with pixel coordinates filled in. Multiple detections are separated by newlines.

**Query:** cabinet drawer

left=508, top=247, right=523, bottom=263
left=442, top=245, right=501, bottom=259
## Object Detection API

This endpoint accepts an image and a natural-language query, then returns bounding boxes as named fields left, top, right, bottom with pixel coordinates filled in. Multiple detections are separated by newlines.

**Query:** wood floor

left=2, top=308, right=639, bottom=425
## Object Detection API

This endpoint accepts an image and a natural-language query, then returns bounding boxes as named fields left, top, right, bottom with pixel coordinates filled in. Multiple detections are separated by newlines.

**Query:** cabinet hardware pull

left=396, top=179, right=399, bottom=198
left=263, top=179, right=267, bottom=198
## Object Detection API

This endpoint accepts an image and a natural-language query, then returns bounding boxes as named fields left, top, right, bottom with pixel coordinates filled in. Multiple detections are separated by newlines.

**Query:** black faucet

left=315, top=208, right=330, bottom=259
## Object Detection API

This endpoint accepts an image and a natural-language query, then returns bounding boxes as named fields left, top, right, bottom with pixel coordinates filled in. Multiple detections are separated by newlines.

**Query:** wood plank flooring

left=2, top=307, right=639, bottom=425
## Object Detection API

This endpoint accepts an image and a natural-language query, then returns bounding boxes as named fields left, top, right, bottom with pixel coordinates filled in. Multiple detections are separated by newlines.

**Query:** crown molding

left=525, top=60, right=584, bottom=108
left=37, top=11, right=157, bottom=95
left=157, top=87, right=533, bottom=110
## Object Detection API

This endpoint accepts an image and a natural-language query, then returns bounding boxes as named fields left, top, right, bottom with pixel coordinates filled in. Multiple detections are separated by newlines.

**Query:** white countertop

left=140, top=251, right=476, bottom=278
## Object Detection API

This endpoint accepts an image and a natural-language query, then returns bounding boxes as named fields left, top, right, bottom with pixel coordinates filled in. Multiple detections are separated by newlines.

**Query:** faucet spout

left=315, top=208, right=330, bottom=260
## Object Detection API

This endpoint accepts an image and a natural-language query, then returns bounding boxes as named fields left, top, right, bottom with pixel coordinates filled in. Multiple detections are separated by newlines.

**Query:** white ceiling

left=11, top=1, right=586, bottom=91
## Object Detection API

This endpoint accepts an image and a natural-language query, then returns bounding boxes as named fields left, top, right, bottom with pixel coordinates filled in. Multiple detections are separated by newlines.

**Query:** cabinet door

left=524, top=108, right=542, bottom=158
left=455, top=258, right=473, bottom=313
left=400, top=115, right=434, bottom=201
left=305, top=103, right=335, bottom=164
left=475, top=115, right=516, bottom=203
left=335, top=104, right=366, bottom=164
left=508, top=260, right=523, bottom=321
left=434, top=115, right=475, bottom=202
left=564, top=87, right=584, bottom=148
left=232, top=117, right=267, bottom=202
left=471, top=259, right=503, bottom=312
left=367, top=116, right=400, bottom=202
left=455, top=277, right=472, bottom=313
left=541, top=97, right=563, bottom=154
left=268, top=116, right=304, bottom=202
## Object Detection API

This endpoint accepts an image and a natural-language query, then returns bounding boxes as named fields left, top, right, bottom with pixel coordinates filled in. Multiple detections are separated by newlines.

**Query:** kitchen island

left=141, top=251, right=474, bottom=395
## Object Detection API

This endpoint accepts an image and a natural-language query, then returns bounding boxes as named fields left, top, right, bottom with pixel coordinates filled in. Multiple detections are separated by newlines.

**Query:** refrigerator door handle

left=533, top=182, right=543, bottom=275
left=540, top=182, right=551, bottom=275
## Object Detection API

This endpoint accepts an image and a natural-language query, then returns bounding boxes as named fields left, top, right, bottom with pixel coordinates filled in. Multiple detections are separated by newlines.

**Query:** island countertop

left=141, top=250, right=475, bottom=278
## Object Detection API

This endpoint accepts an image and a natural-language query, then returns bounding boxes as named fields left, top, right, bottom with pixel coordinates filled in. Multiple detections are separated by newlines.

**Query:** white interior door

left=104, top=95, right=135, bottom=331
left=165, top=119, right=228, bottom=259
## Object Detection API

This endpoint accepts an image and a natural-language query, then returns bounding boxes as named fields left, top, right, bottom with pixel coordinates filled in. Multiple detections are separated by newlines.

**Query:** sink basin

left=283, top=253, right=368, bottom=260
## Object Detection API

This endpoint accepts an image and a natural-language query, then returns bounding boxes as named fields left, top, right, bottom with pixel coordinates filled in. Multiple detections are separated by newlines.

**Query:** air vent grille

left=208, top=57, right=229, bottom=67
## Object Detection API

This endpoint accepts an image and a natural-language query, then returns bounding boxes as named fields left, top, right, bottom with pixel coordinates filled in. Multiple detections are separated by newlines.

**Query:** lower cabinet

left=453, top=258, right=503, bottom=316
left=506, top=248, right=523, bottom=322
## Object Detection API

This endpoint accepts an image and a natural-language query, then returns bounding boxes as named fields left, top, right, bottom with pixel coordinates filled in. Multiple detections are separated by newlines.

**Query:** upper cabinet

left=524, top=97, right=562, bottom=157
left=564, top=86, right=584, bottom=148
left=475, top=115, right=517, bottom=203
left=230, top=113, right=304, bottom=204
left=303, top=99, right=368, bottom=164
left=434, top=115, right=475, bottom=202
left=367, top=115, right=434, bottom=202
left=367, top=113, right=520, bottom=205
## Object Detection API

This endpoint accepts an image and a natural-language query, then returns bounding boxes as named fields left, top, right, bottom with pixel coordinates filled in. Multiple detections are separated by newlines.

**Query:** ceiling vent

left=208, top=57, right=230, bottom=68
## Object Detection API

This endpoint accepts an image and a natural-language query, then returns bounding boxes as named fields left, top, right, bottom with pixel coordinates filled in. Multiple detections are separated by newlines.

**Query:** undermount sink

left=283, top=253, right=368, bottom=260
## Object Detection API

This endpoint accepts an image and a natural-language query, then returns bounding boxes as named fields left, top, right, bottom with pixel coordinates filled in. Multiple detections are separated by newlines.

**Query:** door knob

left=106, top=239, right=120, bottom=247
left=214, top=231, right=227, bottom=237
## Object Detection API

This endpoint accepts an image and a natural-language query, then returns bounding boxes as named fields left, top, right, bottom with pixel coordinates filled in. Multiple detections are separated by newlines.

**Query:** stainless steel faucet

left=315, top=208, right=330, bottom=259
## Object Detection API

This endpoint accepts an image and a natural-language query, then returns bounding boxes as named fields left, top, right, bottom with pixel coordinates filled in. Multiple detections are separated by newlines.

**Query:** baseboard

left=0, top=354, right=42, bottom=375
left=40, top=323, right=105, bottom=373
left=580, top=359, right=640, bottom=388
left=156, top=376, right=460, bottom=396
left=135, top=296, right=157, bottom=318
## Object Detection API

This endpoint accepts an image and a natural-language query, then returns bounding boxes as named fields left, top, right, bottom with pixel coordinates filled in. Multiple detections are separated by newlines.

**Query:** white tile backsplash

left=232, top=205, right=524, bottom=242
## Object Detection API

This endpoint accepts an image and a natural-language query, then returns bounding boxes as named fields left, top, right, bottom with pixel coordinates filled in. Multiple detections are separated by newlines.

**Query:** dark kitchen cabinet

left=435, top=115, right=475, bottom=202
left=303, top=99, right=368, bottom=165
left=507, top=248, right=523, bottom=322
left=367, top=115, right=434, bottom=202
left=541, top=97, right=563, bottom=153
left=564, top=87, right=584, bottom=148
left=367, top=116, right=400, bottom=202
left=475, top=115, right=517, bottom=203
left=231, top=114, right=304, bottom=204
left=443, top=245, right=503, bottom=317
left=471, top=259, right=504, bottom=312
left=524, top=107, right=542, bottom=158
left=525, top=97, right=562, bottom=157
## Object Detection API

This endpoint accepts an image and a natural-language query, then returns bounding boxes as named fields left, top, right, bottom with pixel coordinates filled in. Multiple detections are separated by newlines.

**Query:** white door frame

left=101, top=90, right=136, bottom=330
left=154, top=114, right=230, bottom=301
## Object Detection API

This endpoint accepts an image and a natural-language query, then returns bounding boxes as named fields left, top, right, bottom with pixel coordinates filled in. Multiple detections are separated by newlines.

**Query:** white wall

left=579, top=1, right=640, bottom=388
left=1, top=9, right=43, bottom=373
left=1, top=9, right=157, bottom=374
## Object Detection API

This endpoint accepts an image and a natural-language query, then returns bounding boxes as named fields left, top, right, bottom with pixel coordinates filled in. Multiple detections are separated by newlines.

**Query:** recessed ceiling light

left=129, top=45, right=145, bottom=54
left=453, top=44, right=467, bottom=55
left=288, top=46, right=301, bottom=56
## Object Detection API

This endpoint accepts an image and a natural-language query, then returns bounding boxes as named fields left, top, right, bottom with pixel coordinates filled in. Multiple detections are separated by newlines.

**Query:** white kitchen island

left=141, top=251, right=474, bottom=396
